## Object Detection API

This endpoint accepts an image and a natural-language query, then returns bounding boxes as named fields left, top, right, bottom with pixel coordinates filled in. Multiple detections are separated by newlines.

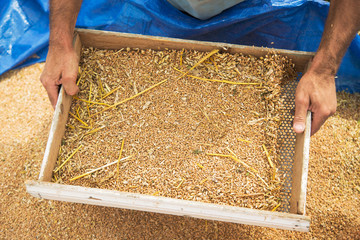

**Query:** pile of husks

left=53, top=47, right=297, bottom=211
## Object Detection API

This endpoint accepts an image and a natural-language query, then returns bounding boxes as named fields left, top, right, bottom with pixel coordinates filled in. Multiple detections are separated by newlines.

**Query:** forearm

left=293, top=0, right=360, bottom=135
left=49, top=0, right=83, bottom=50
left=309, top=0, right=360, bottom=77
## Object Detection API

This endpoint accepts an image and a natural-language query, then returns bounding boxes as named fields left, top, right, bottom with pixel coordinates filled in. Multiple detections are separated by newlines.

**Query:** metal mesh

left=277, top=78, right=299, bottom=213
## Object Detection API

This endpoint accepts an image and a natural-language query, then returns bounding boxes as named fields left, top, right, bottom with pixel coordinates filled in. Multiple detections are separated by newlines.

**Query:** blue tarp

left=1, top=0, right=359, bottom=92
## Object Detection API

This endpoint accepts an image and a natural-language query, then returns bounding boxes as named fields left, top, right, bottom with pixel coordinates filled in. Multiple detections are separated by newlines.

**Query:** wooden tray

left=26, top=28, right=312, bottom=232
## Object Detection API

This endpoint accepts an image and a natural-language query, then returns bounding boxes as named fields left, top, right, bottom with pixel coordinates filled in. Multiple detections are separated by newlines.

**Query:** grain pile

left=54, top=47, right=296, bottom=211
left=1, top=63, right=359, bottom=239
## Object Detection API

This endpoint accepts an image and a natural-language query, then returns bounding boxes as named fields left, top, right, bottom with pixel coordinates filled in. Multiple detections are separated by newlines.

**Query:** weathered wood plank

left=290, top=111, right=312, bottom=215
left=76, top=28, right=314, bottom=72
left=26, top=180, right=310, bottom=232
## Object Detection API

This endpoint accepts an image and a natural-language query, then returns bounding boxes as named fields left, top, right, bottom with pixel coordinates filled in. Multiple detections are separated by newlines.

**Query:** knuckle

left=65, top=72, right=78, bottom=80
left=66, top=88, right=78, bottom=96
left=322, top=109, right=331, bottom=117
left=295, top=96, right=308, bottom=107
left=321, top=105, right=336, bottom=117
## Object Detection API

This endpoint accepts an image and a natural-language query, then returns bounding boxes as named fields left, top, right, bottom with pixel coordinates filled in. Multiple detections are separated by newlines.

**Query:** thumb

left=293, top=92, right=309, bottom=133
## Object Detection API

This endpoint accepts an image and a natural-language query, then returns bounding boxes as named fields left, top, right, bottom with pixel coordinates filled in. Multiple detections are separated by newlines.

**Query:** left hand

left=293, top=70, right=337, bottom=136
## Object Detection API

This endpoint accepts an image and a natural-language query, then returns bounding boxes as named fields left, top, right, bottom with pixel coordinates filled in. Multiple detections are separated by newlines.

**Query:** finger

left=40, top=73, right=60, bottom=109
left=46, top=82, right=60, bottom=109
left=310, top=111, right=327, bottom=136
left=293, top=91, right=309, bottom=133
left=61, top=72, right=79, bottom=96
left=309, top=104, right=335, bottom=135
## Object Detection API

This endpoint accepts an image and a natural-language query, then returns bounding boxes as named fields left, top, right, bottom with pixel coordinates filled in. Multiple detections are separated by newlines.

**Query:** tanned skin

left=40, top=0, right=83, bottom=108
left=40, top=0, right=360, bottom=135
left=293, top=0, right=360, bottom=135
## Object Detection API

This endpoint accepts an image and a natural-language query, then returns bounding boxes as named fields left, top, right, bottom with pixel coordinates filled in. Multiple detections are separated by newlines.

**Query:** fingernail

left=294, top=123, right=305, bottom=132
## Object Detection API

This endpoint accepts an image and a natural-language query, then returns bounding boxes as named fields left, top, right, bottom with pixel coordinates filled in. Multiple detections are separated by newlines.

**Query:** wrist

left=307, top=51, right=338, bottom=78
left=49, top=29, right=74, bottom=51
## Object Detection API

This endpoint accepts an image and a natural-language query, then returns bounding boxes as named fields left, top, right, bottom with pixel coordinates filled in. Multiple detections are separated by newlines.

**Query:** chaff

left=69, top=155, right=133, bottom=182
left=174, top=68, right=260, bottom=85
left=92, top=79, right=168, bottom=116
left=54, top=145, right=82, bottom=173
left=69, top=112, right=88, bottom=127
left=73, top=96, right=111, bottom=107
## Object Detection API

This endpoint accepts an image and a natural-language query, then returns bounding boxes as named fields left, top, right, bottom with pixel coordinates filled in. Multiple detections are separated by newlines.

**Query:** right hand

left=293, top=69, right=337, bottom=136
left=40, top=44, right=79, bottom=108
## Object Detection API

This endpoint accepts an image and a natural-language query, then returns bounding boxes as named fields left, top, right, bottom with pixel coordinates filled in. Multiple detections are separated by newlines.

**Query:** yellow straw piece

left=210, top=56, right=218, bottom=72
left=152, top=191, right=160, bottom=196
left=271, top=203, right=281, bottom=212
left=84, top=126, right=105, bottom=136
left=272, top=168, right=277, bottom=181
left=200, top=178, right=208, bottom=184
left=248, top=170, right=269, bottom=187
left=80, top=126, right=105, bottom=141
left=174, top=68, right=260, bottom=85
left=238, top=138, right=252, bottom=143
left=78, top=125, right=93, bottom=129
left=207, top=152, right=258, bottom=173
left=234, top=68, right=243, bottom=77
left=117, top=138, right=125, bottom=177
left=88, top=83, right=92, bottom=102
left=196, top=163, right=204, bottom=169
left=54, top=145, right=82, bottom=173
left=174, top=178, right=185, bottom=188
left=201, top=108, right=211, bottom=122
left=73, top=96, right=111, bottom=107
left=76, top=66, right=87, bottom=85
left=76, top=106, right=81, bottom=119
left=67, top=124, right=75, bottom=129
left=102, top=86, right=123, bottom=99
left=225, top=147, right=237, bottom=158
left=87, top=126, right=105, bottom=135
left=87, top=83, right=92, bottom=118
left=230, top=155, right=258, bottom=174
left=69, top=155, right=133, bottom=182
left=69, top=112, right=88, bottom=127
left=93, top=79, right=168, bottom=116
left=207, top=152, right=267, bottom=186
left=190, top=74, right=260, bottom=85
left=98, top=75, right=105, bottom=95
left=180, top=48, right=184, bottom=66
left=262, top=144, right=275, bottom=169
left=185, top=49, right=219, bottom=75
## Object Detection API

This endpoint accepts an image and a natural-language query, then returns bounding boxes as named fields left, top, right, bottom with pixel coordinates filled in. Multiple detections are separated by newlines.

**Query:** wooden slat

left=76, top=28, right=314, bottom=72
left=26, top=180, right=310, bottom=232
left=290, top=111, right=312, bottom=215
left=38, top=33, right=82, bottom=181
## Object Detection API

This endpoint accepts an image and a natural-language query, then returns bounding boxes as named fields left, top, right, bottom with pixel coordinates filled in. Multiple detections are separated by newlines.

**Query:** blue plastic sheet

left=1, top=0, right=359, bottom=92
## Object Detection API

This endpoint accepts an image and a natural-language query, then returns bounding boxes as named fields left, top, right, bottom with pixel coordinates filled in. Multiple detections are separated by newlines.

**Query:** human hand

left=293, top=70, right=337, bottom=136
left=40, top=45, right=79, bottom=108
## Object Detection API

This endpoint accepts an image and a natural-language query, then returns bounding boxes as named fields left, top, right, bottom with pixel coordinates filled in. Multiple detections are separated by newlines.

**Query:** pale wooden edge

left=290, top=111, right=311, bottom=215
left=38, top=33, right=82, bottom=181
left=26, top=180, right=310, bottom=232
left=299, top=111, right=311, bottom=214
left=75, top=28, right=315, bottom=72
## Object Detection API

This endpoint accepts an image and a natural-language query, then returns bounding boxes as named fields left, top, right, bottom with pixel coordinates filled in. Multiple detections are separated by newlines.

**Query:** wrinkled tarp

left=0, top=0, right=359, bottom=92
